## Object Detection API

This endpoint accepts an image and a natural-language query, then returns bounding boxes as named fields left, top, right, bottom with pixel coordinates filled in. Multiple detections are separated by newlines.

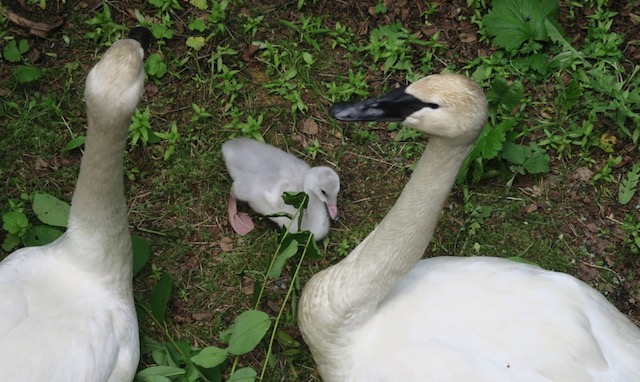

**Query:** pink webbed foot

left=228, top=191, right=255, bottom=235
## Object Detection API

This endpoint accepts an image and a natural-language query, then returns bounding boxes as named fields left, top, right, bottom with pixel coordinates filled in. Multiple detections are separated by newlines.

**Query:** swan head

left=329, top=74, right=488, bottom=145
left=84, top=27, right=153, bottom=122
left=304, top=167, right=340, bottom=221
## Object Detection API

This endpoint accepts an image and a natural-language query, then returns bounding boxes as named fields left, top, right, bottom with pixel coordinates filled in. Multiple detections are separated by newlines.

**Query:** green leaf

left=145, top=53, right=167, bottom=78
left=24, top=225, right=64, bottom=247
left=2, top=234, right=21, bottom=252
left=282, top=192, right=309, bottom=210
left=62, top=136, right=86, bottom=152
left=150, top=272, right=172, bottom=324
left=267, top=239, right=299, bottom=278
left=487, top=78, right=524, bottom=114
left=186, top=36, right=206, bottom=51
left=618, top=162, right=640, bottom=205
left=188, top=18, right=207, bottom=32
left=189, top=0, right=208, bottom=9
left=2, top=211, right=29, bottom=234
left=483, top=0, right=558, bottom=51
left=32, top=192, right=70, bottom=227
left=227, top=367, right=257, bottom=382
left=227, top=310, right=271, bottom=355
left=3, top=41, right=22, bottom=62
left=136, top=366, right=185, bottom=379
left=132, top=235, right=150, bottom=277
left=523, top=152, right=551, bottom=174
left=12, top=66, right=42, bottom=83
left=501, top=142, right=527, bottom=165
left=190, top=346, right=228, bottom=368
left=301, top=52, right=314, bottom=65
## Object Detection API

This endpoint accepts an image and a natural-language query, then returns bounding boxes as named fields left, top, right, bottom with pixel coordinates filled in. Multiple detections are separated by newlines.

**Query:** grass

left=1, top=0, right=640, bottom=380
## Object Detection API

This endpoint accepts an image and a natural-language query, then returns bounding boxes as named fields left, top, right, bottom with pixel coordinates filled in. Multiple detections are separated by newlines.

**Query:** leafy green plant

left=155, top=122, right=181, bottom=161
left=501, top=142, right=551, bottom=189
left=620, top=214, right=640, bottom=255
left=618, top=162, right=640, bottom=205
left=145, top=53, right=168, bottom=82
left=483, top=0, right=559, bottom=53
left=85, top=3, right=126, bottom=46
left=1, top=192, right=68, bottom=251
left=362, top=22, right=425, bottom=73
left=2, top=39, right=29, bottom=63
left=457, top=78, right=524, bottom=183
left=592, top=155, right=622, bottom=185
left=129, top=107, right=160, bottom=146
left=236, top=114, right=265, bottom=142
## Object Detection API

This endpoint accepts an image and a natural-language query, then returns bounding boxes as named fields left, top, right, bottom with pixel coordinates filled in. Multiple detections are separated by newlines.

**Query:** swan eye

left=424, top=103, right=439, bottom=109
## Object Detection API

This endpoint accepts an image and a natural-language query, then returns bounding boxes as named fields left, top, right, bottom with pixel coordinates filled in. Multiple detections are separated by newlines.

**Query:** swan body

left=222, top=138, right=340, bottom=240
left=0, top=28, right=151, bottom=381
left=299, top=74, right=640, bottom=381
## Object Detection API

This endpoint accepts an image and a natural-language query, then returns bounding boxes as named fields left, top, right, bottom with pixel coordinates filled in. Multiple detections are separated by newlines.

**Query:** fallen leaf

left=34, top=157, right=48, bottom=171
left=525, top=203, right=538, bottom=213
left=219, top=237, right=233, bottom=251
left=301, top=118, right=319, bottom=135
left=572, top=166, right=594, bottom=182
left=241, top=277, right=254, bottom=295
left=242, top=43, right=261, bottom=62
left=192, top=312, right=213, bottom=321
left=577, top=263, right=597, bottom=282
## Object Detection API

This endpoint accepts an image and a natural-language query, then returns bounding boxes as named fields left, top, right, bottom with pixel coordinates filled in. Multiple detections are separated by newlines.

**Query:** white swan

left=0, top=27, right=151, bottom=381
left=298, top=73, right=640, bottom=381
left=221, top=137, right=340, bottom=240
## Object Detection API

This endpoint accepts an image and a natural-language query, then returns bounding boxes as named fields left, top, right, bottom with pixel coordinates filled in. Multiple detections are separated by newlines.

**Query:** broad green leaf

left=12, top=66, right=42, bottom=83
left=186, top=36, right=206, bottom=51
left=132, top=235, right=150, bottom=277
left=24, top=225, right=64, bottom=247
left=2, top=234, right=21, bottom=252
left=227, top=367, right=257, bottom=382
left=483, top=0, right=558, bottom=51
left=189, top=0, right=208, bottom=9
left=282, top=192, right=308, bottom=209
left=501, top=142, right=527, bottom=165
left=136, top=366, right=185, bottom=379
left=188, top=19, right=207, bottom=32
left=32, top=192, right=70, bottom=227
left=3, top=41, right=21, bottom=62
left=62, top=135, right=86, bottom=151
left=487, top=78, right=524, bottom=114
left=190, top=346, right=228, bottom=368
left=267, top=239, right=298, bottom=278
left=618, top=163, right=640, bottom=205
left=523, top=153, right=551, bottom=174
left=150, top=272, right=172, bottom=324
left=2, top=211, right=28, bottom=234
left=227, top=310, right=271, bottom=355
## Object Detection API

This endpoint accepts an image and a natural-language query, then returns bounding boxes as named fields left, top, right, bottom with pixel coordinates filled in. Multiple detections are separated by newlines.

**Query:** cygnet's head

left=329, top=73, right=488, bottom=145
left=305, top=166, right=340, bottom=221
left=85, top=27, right=153, bottom=121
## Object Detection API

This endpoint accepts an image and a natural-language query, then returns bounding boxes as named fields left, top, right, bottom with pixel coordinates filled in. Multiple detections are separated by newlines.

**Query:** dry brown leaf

left=301, top=118, right=319, bottom=135
left=219, top=237, right=233, bottom=251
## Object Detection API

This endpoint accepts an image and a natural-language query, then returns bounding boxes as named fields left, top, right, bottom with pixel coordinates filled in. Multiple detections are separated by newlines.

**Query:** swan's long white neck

left=300, top=137, right=472, bottom=360
left=67, top=96, right=133, bottom=277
